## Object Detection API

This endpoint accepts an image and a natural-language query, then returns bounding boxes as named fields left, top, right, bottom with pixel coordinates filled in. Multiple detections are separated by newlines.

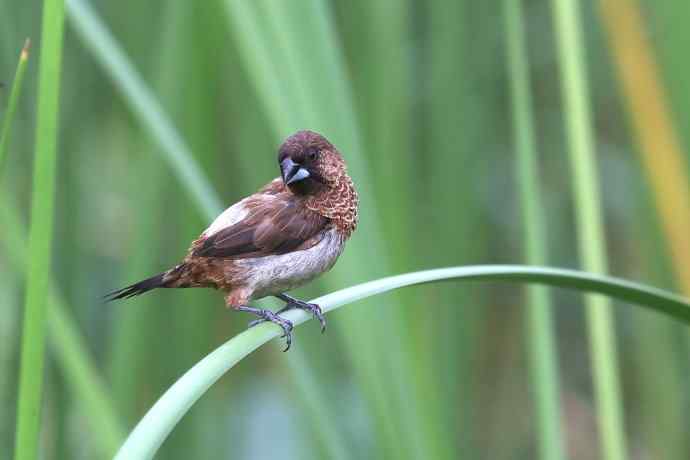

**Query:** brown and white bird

left=106, top=130, right=358, bottom=350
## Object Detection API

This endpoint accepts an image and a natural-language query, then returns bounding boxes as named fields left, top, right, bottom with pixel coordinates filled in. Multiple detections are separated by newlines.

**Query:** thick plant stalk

left=13, top=1, right=65, bottom=459
left=503, top=0, right=566, bottom=458
left=550, top=0, right=628, bottom=459
left=114, top=265, right=690, bottom=460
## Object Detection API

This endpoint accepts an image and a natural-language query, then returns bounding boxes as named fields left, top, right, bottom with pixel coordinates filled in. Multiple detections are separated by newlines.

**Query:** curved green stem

left=114, top=265, right=690, bottom=460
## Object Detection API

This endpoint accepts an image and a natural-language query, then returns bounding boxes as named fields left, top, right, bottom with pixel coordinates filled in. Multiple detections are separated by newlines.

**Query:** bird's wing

left=193, top=193, right=329, bottom=259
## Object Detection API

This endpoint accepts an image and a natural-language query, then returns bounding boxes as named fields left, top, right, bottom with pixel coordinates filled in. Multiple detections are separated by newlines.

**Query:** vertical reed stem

left=550, top=0, right=628, bottom=459
left=14, top=0, right=65, bottom=458
left=504, top=1, right=566, bottom=458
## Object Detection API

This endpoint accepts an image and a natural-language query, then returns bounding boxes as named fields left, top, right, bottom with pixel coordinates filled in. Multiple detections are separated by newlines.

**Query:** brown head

left=278, top=130, right=347, bottom=196
left=277, top=130, right=358, bottom=236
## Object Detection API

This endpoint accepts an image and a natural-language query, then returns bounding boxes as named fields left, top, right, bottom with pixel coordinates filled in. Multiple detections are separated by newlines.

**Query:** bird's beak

left=281, top=158, right=310, bottom=185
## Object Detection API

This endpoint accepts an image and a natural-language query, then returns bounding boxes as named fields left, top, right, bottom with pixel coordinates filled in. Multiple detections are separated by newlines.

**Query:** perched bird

left=106, top=130, right=358, bottom=350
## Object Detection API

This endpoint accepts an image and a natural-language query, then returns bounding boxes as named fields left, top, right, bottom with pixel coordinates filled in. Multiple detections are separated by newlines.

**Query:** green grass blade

left=65, top=0, right=223, bottom=220
left=503, top=1, right=566, bottom=459
left=550, top=0, right=628, bottom=459
left=0, top=39, right=30, bottom=172
left=13, top=0, right=65, bottom=458
left=114, top=265, right=690, bottom=460
left=0, top=18, right=122, bottom=459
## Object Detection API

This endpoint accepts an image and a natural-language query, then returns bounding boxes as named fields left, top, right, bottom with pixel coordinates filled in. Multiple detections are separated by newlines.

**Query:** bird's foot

left=276, top=293, right=326, bottom=333
left=240, top=306, right=294, bottom=351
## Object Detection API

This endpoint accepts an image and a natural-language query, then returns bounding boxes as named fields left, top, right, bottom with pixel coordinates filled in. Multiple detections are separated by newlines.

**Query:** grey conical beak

left=281, top=158, right=310, bottom=185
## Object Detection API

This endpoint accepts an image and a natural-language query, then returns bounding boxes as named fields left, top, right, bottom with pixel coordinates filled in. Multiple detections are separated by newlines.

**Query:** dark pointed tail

left=104, top=272, right=167, bottom=301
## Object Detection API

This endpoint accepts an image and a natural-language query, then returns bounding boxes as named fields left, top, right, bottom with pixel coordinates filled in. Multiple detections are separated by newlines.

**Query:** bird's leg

left=245, top=293, right=325, bottom=335
left=237, top=305, right=294, bottom=352
left=276, top=293, right=326, bottom=333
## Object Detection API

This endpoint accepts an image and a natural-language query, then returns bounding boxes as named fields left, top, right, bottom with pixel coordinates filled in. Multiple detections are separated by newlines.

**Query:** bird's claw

left=245, top=296, right=324, bottom=351
left=247, top=309, right=294, bottom=351
left=278, top=298, right=326, bottom=333
left=292, top=301, right=326, bottom=333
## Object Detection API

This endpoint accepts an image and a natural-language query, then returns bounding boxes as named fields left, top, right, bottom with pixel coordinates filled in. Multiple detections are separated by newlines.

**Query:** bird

left=106, top=130, right=359, bottom=351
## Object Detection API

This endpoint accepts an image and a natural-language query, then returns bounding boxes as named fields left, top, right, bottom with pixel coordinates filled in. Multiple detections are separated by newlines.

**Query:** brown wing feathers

left=193, top=195, right=329, bottom=259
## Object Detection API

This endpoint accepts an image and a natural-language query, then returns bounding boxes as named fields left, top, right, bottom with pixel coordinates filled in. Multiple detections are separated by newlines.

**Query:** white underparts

left=237, top=228, right=345, bottom=300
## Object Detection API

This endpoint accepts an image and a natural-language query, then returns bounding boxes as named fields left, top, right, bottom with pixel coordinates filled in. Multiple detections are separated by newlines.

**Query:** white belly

left=235, top=228, right=345, bottom=299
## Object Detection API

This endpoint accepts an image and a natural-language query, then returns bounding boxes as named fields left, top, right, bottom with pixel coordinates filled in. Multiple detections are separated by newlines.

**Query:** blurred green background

left=1, top=0, right=689, bottom=459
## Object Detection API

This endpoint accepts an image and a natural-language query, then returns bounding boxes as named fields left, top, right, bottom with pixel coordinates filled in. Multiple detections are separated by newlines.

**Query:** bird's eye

left=308, top=149, right=318, bottom=161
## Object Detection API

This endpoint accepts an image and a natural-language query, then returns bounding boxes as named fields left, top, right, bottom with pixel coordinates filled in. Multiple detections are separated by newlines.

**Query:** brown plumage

left=106, top=130, right=358, bottom=350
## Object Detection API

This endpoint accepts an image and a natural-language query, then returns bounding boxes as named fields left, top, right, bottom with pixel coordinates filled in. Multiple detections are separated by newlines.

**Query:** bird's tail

left=105, top=272, right=168, bottom=301
left=105, top=263, right=193, bottom=301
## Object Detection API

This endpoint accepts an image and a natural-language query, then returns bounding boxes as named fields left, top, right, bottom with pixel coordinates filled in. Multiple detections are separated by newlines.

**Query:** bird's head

left=278, top=130, right=347, bottom=195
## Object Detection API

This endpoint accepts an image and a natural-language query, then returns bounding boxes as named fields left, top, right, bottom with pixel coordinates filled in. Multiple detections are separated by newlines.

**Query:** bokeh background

left=1, top=0, right=689, bottom=459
